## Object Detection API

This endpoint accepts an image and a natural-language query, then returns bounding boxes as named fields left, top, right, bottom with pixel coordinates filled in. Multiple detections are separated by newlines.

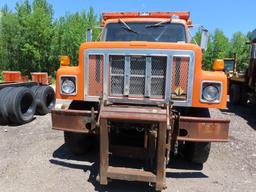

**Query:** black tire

left=31, top=85, right=56, bottom=115
left=64, top=132, right=93, bottom=155
left=240, top=86, right=248, bottom=105
left=0, top=87, right=15, bottom=125
left=63, top=101, right=94, bottom=155
left=230, top=84, right=241, bottom=105
left=183, top=108, right=211, bottom=164
left=68, top=100, right=99, bottom=111
left=188, top=107, right=210, bottom=117
left=7, top=87, right=36, bottom=124
left=184, top=142, right=211, bottom=164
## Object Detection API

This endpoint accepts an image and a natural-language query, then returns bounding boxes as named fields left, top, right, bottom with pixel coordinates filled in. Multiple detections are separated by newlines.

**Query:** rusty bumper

left=51, top=109, right=229, bottom=142
left=51, top=109, right=95, bottom=133
left=177, top=116, right=229, bottom=142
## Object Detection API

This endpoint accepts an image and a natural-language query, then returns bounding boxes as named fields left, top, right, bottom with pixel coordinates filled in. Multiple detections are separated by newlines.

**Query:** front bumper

left=178, top=116, right=229, bottom=142
left=51, top=109, right=96, bottom=133
left=51, top=108, right=229, bottom=142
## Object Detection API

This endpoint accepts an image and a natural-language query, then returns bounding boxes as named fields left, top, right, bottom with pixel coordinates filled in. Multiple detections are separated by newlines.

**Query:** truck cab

left=51, top=12, right=229, bottom=191
left=56, top=12, right=228, bottom=108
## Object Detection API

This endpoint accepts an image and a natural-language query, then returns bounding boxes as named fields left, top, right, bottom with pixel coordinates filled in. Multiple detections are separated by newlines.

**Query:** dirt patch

left=0, top=103, right=255, bottom=192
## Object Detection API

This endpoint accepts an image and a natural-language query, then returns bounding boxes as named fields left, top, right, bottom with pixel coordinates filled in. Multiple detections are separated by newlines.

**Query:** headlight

left=201, top=82, right=222, bottom=103
left=203, top=85, right=219, bottom=101
left=61, top=77, right=76, bottom=94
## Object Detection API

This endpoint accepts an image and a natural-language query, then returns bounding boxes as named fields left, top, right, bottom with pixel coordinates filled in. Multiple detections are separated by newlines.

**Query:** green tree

left=191, top=31, right=214, bottom=70
left=50, top=7, right=100, bottom=69
left=192, top=29, right=230, bottom=70
left=0, top=0, right=54, bottom=75
left=246, top=31, right=253, bottom=42
left=212, top=29, right=230, bottom=60
left=202, top=34, right=214, bottom=70
left=0, top=1, right=101, bottom=76
left=0, top=5, right=20, bottom=71
left=229, top=32, right=250, bottom=71
left=18, top=0, right=54, bottom=74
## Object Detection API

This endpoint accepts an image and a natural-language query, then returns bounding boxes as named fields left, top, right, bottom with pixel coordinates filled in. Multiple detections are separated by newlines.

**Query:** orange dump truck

left=51, top=12, right=230, bottom=191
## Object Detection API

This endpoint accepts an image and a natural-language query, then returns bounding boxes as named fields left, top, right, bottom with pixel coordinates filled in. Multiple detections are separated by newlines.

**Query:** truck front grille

left=171, top=56, right=190, bottom=100
left=129, top=56, right=146, bottom=96
left=110, top=55, right=167, bottom=98
left=110, top=56, right=125, bottom=95
left=151, top=56, right=166, bottom=96
left=88, top=55, right=103, bottom=96
left=85, top=49, right=194, bottom=106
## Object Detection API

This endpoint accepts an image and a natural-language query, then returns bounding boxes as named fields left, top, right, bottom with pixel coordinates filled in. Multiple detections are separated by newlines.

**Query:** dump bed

left=102, top=12, right=190, bottom=25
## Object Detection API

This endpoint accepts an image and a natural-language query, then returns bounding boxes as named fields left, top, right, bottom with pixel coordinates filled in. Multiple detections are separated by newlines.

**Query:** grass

left=51, top=77, right=56, bottom=85
left=0, top=74, right=3, bottom=83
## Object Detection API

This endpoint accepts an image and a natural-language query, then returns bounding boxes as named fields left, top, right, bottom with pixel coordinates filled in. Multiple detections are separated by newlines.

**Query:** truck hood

left=80, top=41, right=202, bottom=53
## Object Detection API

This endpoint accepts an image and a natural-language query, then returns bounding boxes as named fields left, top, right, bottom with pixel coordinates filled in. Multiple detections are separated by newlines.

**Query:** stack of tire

left=0, top=85, right=55, bottom=125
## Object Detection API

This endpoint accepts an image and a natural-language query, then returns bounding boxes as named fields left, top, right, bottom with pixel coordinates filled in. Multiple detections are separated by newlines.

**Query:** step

left=107, top=166, right=156, bottom=183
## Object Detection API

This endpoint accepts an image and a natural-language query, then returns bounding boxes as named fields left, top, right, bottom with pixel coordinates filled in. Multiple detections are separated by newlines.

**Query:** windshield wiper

left=119, top=19, right=138, bottom=34
left=145, top=19, right=171, bottom=28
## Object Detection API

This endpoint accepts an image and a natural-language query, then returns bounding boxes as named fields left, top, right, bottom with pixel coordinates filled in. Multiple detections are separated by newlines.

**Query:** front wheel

left=182, top=108, right=211, bottom=164
left=63, top=100, right=97, bottom=156
left=64, top=132, right=93, bottom=156
left=184, top=142, right=211, bottom=164
left=230, top=84, right=241, bottom=105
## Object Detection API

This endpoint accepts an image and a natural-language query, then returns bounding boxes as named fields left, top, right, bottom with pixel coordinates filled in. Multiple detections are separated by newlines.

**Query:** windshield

left=103, top=22, right=187, bottom=43
left=224, top=60, right=235, bottom=72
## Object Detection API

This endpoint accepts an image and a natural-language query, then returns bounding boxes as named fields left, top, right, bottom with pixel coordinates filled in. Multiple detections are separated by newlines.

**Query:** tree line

left=0, top=0, right=100, bottom=77
left=193, top=29, right=252, bottom=71
left=0, top=0, right=253, bottom=79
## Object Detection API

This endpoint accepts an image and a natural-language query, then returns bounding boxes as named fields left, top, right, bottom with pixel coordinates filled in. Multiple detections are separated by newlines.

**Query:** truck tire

left=230, top=84, right=241, bottom=105
left=183, top=108, right=211, bottom=164
left=31, top=85, right=56, bottom=115
left=184, top=142, right=211, bottom=164
left=240, top=86, right=248, bottom=105
left=0, top=87, right=15, bottom=125
left=7, top=87, right=36, bottom=124
left=63, top=101, right=94, bottom=156
left=64, top=132, right=93, bottom=155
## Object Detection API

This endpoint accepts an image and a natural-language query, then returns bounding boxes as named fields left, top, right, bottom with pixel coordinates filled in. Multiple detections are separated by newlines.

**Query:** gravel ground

left=0, top=102, right=256, bottom=192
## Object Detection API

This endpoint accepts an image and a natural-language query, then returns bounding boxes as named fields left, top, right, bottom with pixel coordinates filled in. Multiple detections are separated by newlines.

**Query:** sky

left=0, top=0, right=254, bottom=38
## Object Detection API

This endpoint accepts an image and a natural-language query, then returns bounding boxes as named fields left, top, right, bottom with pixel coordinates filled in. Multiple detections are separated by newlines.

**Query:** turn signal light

left=60, top=56, right=71, bottom=66
left=212, top=59, right=224, bottom=71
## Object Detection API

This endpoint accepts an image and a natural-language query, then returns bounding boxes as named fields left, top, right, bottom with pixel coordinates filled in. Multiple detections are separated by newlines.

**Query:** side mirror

left=200, top=29, right=208, bottom=52
left=87, top=29, right=92, bottom=42
left=212, top=59, right=224, bottom=71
